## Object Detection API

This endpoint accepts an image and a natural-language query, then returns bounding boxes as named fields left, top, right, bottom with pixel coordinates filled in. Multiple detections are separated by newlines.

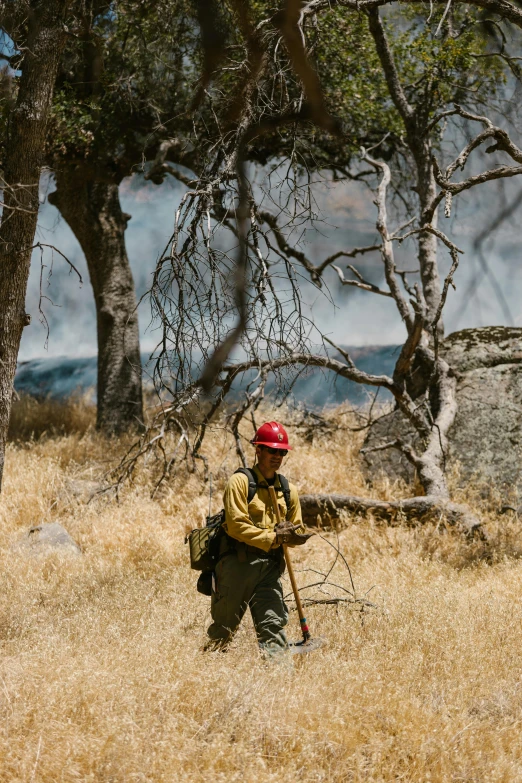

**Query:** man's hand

left=274, top=520, right=314, bottom=547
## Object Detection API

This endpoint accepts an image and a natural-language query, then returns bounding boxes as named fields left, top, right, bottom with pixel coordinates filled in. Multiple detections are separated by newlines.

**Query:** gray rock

left=362, top=409, right=417, bottom=485
left=14, top=523, right=82, bottom=556
left=443, top=326, right=522, bottom=373
left=362, top=327, right=522, bottom=495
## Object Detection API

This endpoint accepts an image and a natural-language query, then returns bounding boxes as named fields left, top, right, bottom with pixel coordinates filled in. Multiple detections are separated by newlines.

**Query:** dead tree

left=0, top=0, right=76, bottom=490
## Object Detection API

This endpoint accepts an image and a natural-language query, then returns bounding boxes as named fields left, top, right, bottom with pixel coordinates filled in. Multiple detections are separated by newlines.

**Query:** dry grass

left=2, top=399, right=522, bottom=781
left=8, top=394, right=95, bottom=442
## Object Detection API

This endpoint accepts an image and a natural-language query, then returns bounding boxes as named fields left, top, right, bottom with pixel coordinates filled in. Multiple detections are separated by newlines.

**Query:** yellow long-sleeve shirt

left=223, top=465, right=304, bottom=553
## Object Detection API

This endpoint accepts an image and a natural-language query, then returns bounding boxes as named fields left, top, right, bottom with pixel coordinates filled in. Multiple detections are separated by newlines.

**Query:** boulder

left=13, top=522, right=82, bottom=556
left=362, top=327, right=522, bottom=495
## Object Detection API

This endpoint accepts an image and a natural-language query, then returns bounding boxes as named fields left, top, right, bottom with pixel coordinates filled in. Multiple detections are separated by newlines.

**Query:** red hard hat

left=251, top=421, right=292, bottom=450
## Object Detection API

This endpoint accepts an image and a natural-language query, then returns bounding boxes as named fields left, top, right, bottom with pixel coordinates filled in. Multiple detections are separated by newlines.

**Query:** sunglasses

left=262, top=446, right=288, bottom=457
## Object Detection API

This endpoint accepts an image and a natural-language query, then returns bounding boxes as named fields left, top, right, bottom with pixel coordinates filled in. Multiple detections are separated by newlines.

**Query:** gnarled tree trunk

left=0, top=0, right=70, bottom=491
left=49, top=168, right=143, bottom=434
left=415, top=144, right=442, bottom=326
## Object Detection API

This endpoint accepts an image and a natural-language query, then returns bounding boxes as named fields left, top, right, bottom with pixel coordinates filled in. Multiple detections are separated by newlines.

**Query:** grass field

left=1, top=398, right=522, bottom=781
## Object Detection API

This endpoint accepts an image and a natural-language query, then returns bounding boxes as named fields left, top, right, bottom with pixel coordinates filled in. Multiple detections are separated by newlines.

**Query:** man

left=206, top=421, right=313, bottom=656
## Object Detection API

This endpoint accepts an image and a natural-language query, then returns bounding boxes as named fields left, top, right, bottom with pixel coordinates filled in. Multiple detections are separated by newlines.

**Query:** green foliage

left=47, top=0, right=198, bottom=174
left=2, top=1, right=516, bottom=179
left=194, top=2, right=512, bottom=172
left=389, top=6, right=506, bottom=119
left=51, top=84, right=97, bottom=158
left=312, top=10, right=403, bottom=161
left=309, top=5, right=508, bottom=164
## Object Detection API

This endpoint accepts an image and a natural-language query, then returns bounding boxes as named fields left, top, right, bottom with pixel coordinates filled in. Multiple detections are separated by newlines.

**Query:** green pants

left=207, top=549, right=288, bottom=655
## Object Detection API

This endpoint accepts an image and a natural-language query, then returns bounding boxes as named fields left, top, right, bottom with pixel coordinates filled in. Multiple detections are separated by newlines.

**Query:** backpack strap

left=234, top=467, right=258, bottom=504
left=234, top=467, right=292, bottom=518
left=277, top=473, right=292, bottom=515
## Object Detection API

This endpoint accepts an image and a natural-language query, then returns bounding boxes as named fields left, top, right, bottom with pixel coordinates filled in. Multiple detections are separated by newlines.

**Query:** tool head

left=289, top=636, right=327, bottom=655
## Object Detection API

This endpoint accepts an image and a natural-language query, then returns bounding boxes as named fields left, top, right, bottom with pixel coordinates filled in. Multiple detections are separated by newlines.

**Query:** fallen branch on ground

left=300, top=493, right=484, bottom=537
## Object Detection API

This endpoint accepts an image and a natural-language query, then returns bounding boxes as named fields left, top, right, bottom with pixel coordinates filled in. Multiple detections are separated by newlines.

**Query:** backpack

left=186, top=468, right=292, bottom=592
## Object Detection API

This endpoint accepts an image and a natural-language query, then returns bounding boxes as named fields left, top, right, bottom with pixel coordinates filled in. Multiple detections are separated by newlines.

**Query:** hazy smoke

left=19, top=172, right=522, bottom=362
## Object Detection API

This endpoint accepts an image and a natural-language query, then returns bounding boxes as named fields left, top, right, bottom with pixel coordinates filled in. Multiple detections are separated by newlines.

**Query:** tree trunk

left=415, top=142, right=442, bottom=329
left=299, top=493, right=483, bottom=537
left=49, top=168, right=143, bottom=434
left=0, top=1, right=70, bottom=491
left=367, top=8, right=443, bottom=331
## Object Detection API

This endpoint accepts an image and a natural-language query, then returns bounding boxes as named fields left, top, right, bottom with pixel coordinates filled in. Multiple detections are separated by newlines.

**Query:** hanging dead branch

left=147, top=0, right=347, bottom=399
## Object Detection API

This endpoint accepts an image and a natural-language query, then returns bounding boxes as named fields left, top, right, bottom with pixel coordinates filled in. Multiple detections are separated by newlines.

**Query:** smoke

left=18, top=170, right=522, bottom=362
left=20, top=176, right=180, bottom=360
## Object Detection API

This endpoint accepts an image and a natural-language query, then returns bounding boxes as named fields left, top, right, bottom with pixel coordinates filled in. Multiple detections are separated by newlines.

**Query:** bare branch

left=439, top=164, right=522, bottom=198
left=144, top=139, right=198, bottom=186
left=321, top=335, right=356, bottom=368
left=367, top=8, right=414, bottom=124
left=220, top=352, right=430, bottom=436
left=332, top=264, right=393, bottom=297
left=425, top=105, right=522, bottom=221
left=32, top=243, right=84, bottom=285
left=361, top=150, right=414, bottom=330
left=434, top=0, right=454, bottom=36
left=424, top=108, right=461, bottom=135
left=259, top=208, right=381, bottom=283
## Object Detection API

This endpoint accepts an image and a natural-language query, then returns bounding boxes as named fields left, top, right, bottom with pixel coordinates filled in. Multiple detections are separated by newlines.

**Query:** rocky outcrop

left=362, top=327, right=522, bottom=495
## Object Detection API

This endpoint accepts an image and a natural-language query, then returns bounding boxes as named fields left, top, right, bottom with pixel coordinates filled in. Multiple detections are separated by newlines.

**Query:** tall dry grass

left=8, top=394, right=95, bottom=442
left=1, top=398, right=522, bottom=781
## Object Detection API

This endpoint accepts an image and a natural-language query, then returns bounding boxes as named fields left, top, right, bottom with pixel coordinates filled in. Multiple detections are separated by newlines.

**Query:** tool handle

left=268, top=485, right=310, bottom=642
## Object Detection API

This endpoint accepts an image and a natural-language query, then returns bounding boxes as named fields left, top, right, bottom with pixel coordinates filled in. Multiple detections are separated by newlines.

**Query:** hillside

left=1, top=398, right=522, bottom=781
